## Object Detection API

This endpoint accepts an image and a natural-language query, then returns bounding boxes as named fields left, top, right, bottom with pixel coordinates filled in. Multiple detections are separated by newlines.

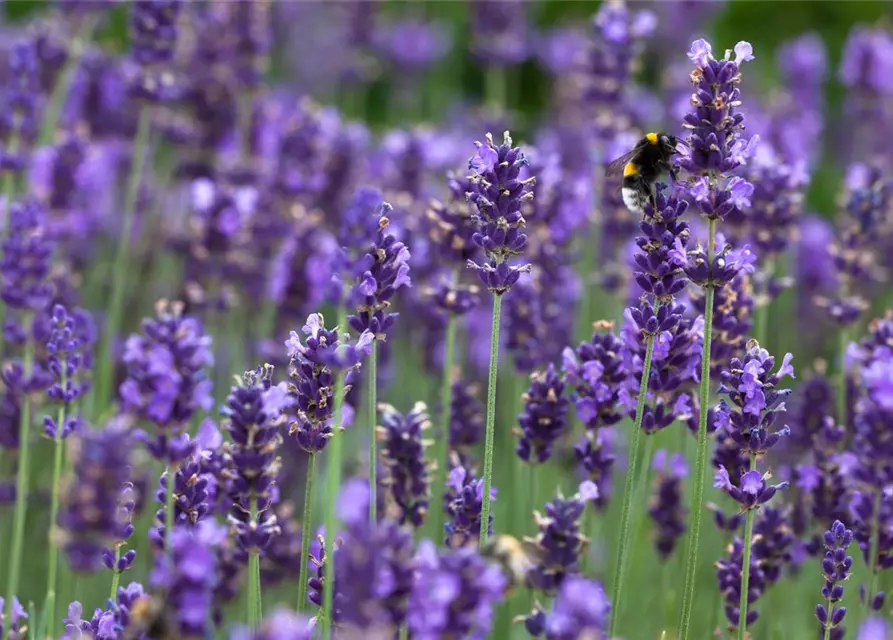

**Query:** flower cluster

left=286, top=313, right=372, bottom=453
left=466, top=131, right=535, bottom=295
left=0, top=40, right=39, bottom=174
left=648, top=450, right=688, bottom=560
left=716, top=537, right=765, bottom=630
left=444, top=462, right=495, bottom=549
left=377, top=402, right=432, bottom=528
left=525, top=481, right=599, bottom=595
left=448, top=382, right=484, bottom=457
left=816, top=520, right=853, bottom=637
left=515, top=364, right=569, bottom=464
left=44, top=304, right=94, bottom=439
left=1, top=200, right=54, bottom=320
left=407, top=540, right=506, bottom=639
left=149, top=521, right=226, bottom=637
left=119, top=300, right=214, bottom=462
left=130, top=0, right=183, bottom=101
left=562, top=322, right=627, bottom=431
left=523, top=576, right=611, bottom=640
left=59, top=425, right=133, bottom=572
left=347, top=201, right=412, bottom=341
left=224, top=365, right=287, bottom=555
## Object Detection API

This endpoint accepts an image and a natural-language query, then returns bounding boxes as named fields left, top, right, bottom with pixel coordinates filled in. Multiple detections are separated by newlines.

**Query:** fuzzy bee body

left=607, top=132, right=681, bottom=216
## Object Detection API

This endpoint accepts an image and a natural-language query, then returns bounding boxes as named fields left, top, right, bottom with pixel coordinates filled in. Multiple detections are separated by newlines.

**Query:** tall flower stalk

left=610, top=187, right=692, bottom=634
left=675, top=38, right=757, bottom=638
left=43, top=305, right=92, bottom=640
left=466, top=131, right=534, bottom=546
left=2, top=200, right=53, bottom=636
left=285, top=313, right=372, bottom=629
left=347, top=199, right=411, bottom=524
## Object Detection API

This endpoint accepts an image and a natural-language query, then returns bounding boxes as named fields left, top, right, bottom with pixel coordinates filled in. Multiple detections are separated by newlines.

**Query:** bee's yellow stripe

left=646, top=132, right=659, bottom=145
left=623, top=162, right=638, bottom=177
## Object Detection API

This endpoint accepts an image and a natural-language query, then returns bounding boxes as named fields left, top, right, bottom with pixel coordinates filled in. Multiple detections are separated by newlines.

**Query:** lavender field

left=1, top=1, right=892, bottom=639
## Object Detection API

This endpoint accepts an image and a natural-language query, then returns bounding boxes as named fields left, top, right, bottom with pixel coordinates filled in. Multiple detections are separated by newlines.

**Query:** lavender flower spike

left=816, top=520, right=853, bottom=636
left=444, top=461, right=496, bottom=549
left=377, top=402, right=433, bottom=528
left=515, top=364, right=569, bottom=464
left=466, top=131, right=535, bottom=296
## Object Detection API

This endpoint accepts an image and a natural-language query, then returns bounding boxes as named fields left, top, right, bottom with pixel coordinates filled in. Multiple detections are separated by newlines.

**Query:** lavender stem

left=297, top=453, right=316, bottom=612
left=609, top=324, right=658, bottom=636
left=478, top=294, right=503, bottom=548
left=737, top=455, right=758, bottom=639
left=109, top=547, right=121, bottom=601
left=368, top=342, right=378, bottom=524
left=323, top=357, right=348, bottom=630
left=5, top=316, right=33, bottom=640
left=44, top=358, right=68, bottom=638
left=43, top=363, right=68, bottom=640
left=248, top=494, right=261, bottom=629
left=680, top=217, right=717, bottom=639
left=94, top=106, right=151, bottom=415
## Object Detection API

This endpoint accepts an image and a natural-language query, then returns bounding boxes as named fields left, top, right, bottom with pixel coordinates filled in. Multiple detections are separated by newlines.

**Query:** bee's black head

left=658, top=134, right=680, bottom=155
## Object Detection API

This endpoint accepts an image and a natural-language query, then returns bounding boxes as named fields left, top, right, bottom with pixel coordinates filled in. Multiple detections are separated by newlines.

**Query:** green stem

left=323, top=308, right=348, bottom=633
left=94, top=106, right=151, bottom=416
left=478, top=295, right=503, bottom=548
left=165, top=464, right=176, bottom=551
left=431, top=288, right=459, bottom=545
left=368, top=341, right=378, bottom=524
left=39, top=16, right=99, bottom=146
left=248, top=495, right=261, bottom=629
left=5, top=320, right=33, bottom=640
left=297, top=454, right=316, bottom=612
left=836, top=326, right=849, bottom=427
left=823, top=596, right=833, bottom=640
left=608, top=328, right=658, bottom=637
left=679, top=217, right=717, bottom=639
left=110, top=547, right=121, bottom=601
left=864, top=488, right=882, bottom=617
left=737, top=455, right=758, bottom=640
left=44, top=368, right=68, bottom=640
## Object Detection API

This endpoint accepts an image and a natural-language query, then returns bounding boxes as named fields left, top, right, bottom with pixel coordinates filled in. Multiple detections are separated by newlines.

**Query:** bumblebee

left=481, top=534, right=537, bottom=591
left=605, top=132, right=682, bottom=216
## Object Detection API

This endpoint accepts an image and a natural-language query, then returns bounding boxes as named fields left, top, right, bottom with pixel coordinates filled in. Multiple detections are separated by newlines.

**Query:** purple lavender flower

left=515, top=364, right=569, bottom=464
left=347, top=203, right=412, bottom=341
left=373, top=18, right=453, bottom=74
left=228, top=0, right=273, bottom=91
left=849, top=490, right=893, bottom=598
left=43, top=304, right=93, bottom=439
left=0, top=597, right=27, bottom=640
left=0, top=40, right=40, bottom=174
left=466, top=131, right=535, bottom=295
left=331, top=479, right=414, bottom=633
left=649, top=450, right=688, bottom=560
left=59, top=425, right=133, bottom=572
left=119, top=300, right=214, bottom=462
left=378, top=402, right=431, bottom=528
left=63, top=599, right=116, bottom=640
left=713, top=466, right=788, bottom=511
left=562, top=321, right=627, bottom=430
left=286, top=313, right=369, bottom=453
left=717, top=537, right=765, bottom=630
left=150, top=521, right=226, bottom=637
left=632, top=188, right=691, bottom=301
left=523, top=576, right=611, bottom=639
left=261, top=501, right=303, bottom=589
left=406, top=540, right=506, bottom=640
left=224, top=365, right=286, bottom=554
left=752, top=506, right=796, bottom=585
left=678, top=237, right=757, bottom=289
left=678, top=39, right=757, bottom=184
left=526, top=481, right=599, bottom=595
left=1, top=199, right=54, bottom=316
left=102, top=482, right=137, bottom=575
left=858, top=617, right=891, bottom=640
left=232, top=609, right=314, bottom=640
left=449, top=382, right=484, bottom=456
left=816, top=520, right=854, bottom=635
left=470, top=0, right=528, bottom=66
left=444, top=462, right=496, bottom=549
left=573, top=429, right=615, bottom=510
left=129, top=0, right=183, bottom=101
left=150, top=450, right=214, bottom=550
left=715, top=340, right=794, bottom=458
left=839, top=26, right=893, bottom=162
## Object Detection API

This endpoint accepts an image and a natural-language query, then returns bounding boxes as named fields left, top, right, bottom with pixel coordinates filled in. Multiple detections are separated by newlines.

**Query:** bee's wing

left=604, top=148, right=638, bottom=177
